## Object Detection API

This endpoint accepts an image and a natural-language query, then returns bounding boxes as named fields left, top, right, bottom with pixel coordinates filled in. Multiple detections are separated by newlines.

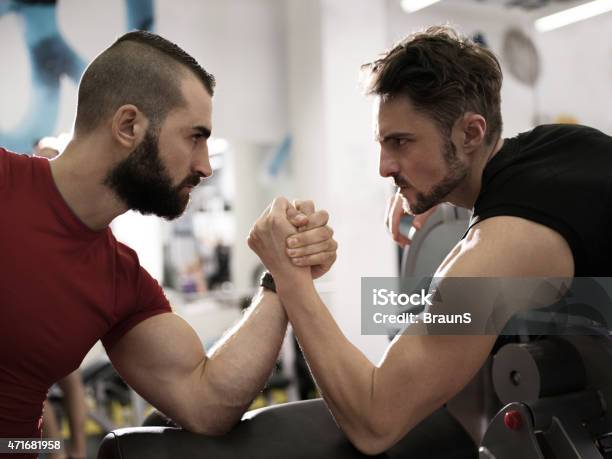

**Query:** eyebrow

left=376, top=131, right=417, bottom=142
left=193, top=126, right=212, bottom=139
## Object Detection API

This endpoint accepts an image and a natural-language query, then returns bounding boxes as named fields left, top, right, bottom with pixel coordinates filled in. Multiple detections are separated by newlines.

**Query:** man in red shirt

left=0, top=30, right=337, bottom=453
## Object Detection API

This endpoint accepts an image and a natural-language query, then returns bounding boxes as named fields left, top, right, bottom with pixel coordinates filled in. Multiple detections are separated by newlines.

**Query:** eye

left=387, top=137, right=410, bottom=148
left=192, top=133, right=206, bottom=144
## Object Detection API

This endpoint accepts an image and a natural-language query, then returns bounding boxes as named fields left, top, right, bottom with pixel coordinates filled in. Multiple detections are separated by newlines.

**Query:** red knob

left=504, top=410, right=523, bottom=430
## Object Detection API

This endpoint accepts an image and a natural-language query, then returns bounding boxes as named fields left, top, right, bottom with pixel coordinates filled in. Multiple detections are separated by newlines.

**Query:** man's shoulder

left=443, top=216, right=574, bottom=277
left=108, top=233, right=142, bottom=271
left=489, top=124, right=611, bottom=185
left=519, top=124, right=611, bottom=149
left=0, top=147, right=30, bottom=189
left=0, top=147, right=32, bottom=162
left=109, top=234, right=163, bottom=292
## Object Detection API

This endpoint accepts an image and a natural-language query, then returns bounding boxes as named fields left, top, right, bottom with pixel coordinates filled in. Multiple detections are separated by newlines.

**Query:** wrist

left=274, top=270, right=314, bottom=297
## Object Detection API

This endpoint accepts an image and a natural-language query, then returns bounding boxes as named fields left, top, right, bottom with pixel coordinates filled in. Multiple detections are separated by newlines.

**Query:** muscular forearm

left=275, top=276, right=378, bottom=447
left=197, top=288, right=287, bottom=430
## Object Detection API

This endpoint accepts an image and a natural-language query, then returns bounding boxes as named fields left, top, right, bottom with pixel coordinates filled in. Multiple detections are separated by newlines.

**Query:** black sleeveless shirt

left=465, top=124, right=612, bottom=276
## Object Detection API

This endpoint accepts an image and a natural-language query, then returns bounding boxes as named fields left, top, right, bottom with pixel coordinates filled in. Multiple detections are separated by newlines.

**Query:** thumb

left=271, top=196, right=290, bottom=215
left=287, top=205, right=308, bottom=227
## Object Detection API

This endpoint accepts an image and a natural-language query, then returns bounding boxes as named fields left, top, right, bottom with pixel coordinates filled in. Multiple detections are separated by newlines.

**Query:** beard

left=104, top=129, right=200, bottom=220
left=399, top=139, right=468, bottom=215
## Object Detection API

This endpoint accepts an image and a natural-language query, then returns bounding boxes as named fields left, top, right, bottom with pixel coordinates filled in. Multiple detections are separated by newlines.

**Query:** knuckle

left=298, top=200, right=315, bottom=215
left=318, top=209, right=329, bottom=224
left=273, top=196, right=288, bottom=208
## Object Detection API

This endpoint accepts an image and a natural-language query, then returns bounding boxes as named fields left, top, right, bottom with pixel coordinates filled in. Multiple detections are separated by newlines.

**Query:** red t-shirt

left=0, top=148, right=172, bottom=447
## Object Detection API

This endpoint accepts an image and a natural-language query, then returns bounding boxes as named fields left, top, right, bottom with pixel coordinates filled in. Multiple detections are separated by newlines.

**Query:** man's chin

left=151, top=208, right=186, bottom=220
left=163, top=195, right=190, bottom=220
left=134, top=198, right=189, bottom=220
left=401, top=195, right=438, bottom=216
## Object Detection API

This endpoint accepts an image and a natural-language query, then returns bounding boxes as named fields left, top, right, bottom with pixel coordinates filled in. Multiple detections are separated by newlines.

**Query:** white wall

left=156, top=0, right=288, bottom=144
left=283, top=0, right=396, bottom=364
left=532, top=6, right=612, bottom=133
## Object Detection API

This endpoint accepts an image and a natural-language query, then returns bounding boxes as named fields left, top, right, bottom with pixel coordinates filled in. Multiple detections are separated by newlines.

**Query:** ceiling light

left=400, top=0, right=441, bottom=13
left=535, top=0, right=612, bottom=32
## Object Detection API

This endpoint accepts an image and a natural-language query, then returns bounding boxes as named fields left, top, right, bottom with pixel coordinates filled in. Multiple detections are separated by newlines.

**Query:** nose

left=193, top=145, right=213, bottom=179
left=379, top=146, right=399, bottom=178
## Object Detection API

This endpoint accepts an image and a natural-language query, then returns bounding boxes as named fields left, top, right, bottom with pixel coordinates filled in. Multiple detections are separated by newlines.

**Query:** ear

left=111, top=104, right=149, bottom=150
left=460, top=112, right=487, bottom=152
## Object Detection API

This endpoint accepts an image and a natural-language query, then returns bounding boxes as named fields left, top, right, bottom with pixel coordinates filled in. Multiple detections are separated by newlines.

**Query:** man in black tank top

left=468, top=123, right=612, bottom=276
left=248, top=25, right=612, bottom=455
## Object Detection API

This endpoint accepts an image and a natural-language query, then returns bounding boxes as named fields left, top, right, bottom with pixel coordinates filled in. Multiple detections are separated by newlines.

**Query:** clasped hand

left=248, top=197, right=337, bottom=282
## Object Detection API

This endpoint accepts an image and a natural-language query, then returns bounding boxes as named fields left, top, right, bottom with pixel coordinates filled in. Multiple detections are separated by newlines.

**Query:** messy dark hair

left=362, top=26, right=502, bottom=145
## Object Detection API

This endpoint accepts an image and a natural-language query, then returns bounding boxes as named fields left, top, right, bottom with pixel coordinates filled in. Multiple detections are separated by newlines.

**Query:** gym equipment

left=400, top=204, right=471, bottom=278
left=98, top=399, right=476, bottom=459
left=480, top=335, right=612, bottom=458
left=48, top=358, right=132, bottom=434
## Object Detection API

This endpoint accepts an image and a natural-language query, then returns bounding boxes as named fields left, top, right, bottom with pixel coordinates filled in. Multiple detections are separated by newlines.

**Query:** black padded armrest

left=98, top=399, right=476, bottom=459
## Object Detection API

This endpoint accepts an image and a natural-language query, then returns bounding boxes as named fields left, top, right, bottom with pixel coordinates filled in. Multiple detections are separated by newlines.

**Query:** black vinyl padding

left=98, top=399, right=476, bottom=459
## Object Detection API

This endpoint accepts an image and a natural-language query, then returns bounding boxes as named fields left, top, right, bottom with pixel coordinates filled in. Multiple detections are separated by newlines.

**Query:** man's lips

left=182, top=177, right=202, bottom=189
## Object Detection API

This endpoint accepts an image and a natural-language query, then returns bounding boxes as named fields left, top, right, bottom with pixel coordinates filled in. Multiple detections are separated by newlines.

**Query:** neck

left=49, top=136, right=128, bottom=231
left=446, top=135, right=505, bottom=210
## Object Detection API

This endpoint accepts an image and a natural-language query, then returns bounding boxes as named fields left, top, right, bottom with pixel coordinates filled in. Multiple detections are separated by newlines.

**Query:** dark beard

left=104, top=129, right=192, bottom=220
left=407, top=139, right=468, bottom=215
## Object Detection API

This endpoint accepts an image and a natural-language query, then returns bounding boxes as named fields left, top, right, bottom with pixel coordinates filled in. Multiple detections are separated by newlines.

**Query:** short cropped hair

left=74, top=30, right=215, bottom=134
left=362, top=26, right=503, bottom=145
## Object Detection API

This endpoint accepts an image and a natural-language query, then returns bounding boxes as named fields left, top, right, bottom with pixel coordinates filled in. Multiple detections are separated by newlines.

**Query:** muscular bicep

left=437, top=215, right=574, bottom=278
left=107, top=313, right=207, bottom=428
left=370, top=216, right=574, bottom=444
